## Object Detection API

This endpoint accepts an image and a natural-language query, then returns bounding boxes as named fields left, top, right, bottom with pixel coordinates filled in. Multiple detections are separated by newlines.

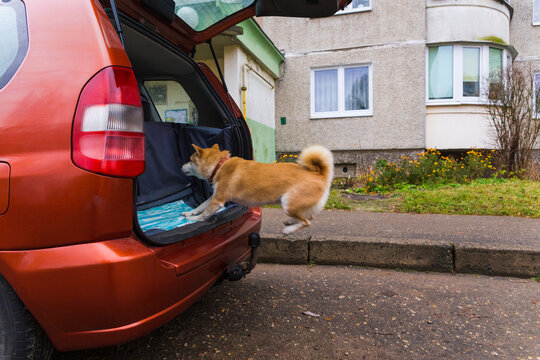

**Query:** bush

left=363, top=149, right=496, bottom=192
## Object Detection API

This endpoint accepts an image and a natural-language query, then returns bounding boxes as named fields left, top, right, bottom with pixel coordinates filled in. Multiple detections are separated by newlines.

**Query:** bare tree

left=484, top=63, right=540, bottom=173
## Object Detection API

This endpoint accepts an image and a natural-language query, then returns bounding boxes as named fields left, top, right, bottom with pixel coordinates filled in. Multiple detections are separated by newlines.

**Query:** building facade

left=258, top=0, right=540, bottom=176
left=195, top=19, right=284, bottom=163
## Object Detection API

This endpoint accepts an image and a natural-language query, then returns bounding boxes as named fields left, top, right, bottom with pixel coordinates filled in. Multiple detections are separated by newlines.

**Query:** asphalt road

left=53, top=264, right=540, bottom=360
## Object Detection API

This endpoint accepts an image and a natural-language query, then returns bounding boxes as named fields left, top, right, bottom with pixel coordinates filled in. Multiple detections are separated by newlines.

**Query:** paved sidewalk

left=259, top=208, right=540, bottom=277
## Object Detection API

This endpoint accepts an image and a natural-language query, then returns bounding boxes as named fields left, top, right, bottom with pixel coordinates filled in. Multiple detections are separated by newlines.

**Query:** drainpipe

left=241, top=63, right=275, bottom=119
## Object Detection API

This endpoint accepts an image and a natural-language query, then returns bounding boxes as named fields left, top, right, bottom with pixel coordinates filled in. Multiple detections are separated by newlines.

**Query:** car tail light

left=72, top=66, right=145, bottom=177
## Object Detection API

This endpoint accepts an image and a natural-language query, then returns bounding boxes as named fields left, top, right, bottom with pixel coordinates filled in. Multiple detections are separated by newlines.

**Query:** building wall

left=426, top=105, right=494, bottom=149
left=426, top=0, right=511, bottom=44
left=510, top=0, right=540, bottom=59
left=274, top=43, right=426, bottom=152
left=260, top=0, right=539, bottom=170
left=260, top=0, right=426, bottom=53
left=260, top=0, right=427, bottom=153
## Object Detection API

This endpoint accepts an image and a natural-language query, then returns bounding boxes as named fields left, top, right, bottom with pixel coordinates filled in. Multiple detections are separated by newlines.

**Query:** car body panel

left=0, top=208, right=261, bottom=350
left=0, top=0, right=134, bottom=250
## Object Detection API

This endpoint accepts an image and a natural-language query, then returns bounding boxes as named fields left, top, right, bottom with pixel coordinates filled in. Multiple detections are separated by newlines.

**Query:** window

left=0, top=0, right=28, bottom=89
left=336, top=0, right=371, bottom=14
left=489, top=48, right=503, bottom=75
left=144, top=80, right=198, bottom=125
left=463, top=47, right=480, bottom=97
left=311, top=65, right=372, bottom=118
left=428, top=46, right=453, bottom=99
left=534, top=0, right=540, bottom=25
left=534, top=73, right=540, bottom=118
left=427, top=44, right=507, bottom=103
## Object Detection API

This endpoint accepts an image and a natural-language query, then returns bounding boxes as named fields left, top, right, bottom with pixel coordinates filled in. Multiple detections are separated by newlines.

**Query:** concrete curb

left=455, top=245, right=540, bottom=277
left=259, top=233, right=540, bottom=278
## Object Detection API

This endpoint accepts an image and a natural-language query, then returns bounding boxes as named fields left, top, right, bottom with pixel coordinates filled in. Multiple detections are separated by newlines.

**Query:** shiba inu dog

left=181, top=144, right=334, bottom=234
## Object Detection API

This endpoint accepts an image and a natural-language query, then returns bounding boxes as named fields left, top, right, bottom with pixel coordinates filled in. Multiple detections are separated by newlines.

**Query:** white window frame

left=534, top=0, right=540, bottom=26
left=426, top=44, right=508, bottom=105
left=310, top=64, right=373, bottom=119
left=335, top=0, right=371, bottom=15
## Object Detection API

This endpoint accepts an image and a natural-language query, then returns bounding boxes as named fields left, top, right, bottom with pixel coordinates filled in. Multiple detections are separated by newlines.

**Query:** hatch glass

left=173, top=0, right=255, bottom=31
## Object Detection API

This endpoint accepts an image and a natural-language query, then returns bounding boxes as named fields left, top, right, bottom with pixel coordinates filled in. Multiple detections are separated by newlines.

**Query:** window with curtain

left=534, top=0, right=540, bottom=24
left=314, top=69, right=338, bottom=112
left=311, top=65, right=372, bottom=118
left=463, top=47, right=480, bottom=97
left=428, top=46, right=453, bottom=99
left=427, top=45, right=507, bottom=103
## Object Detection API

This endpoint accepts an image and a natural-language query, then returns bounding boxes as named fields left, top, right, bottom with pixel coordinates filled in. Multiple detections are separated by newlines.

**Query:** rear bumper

left=0, top=208, right=261, bottom=351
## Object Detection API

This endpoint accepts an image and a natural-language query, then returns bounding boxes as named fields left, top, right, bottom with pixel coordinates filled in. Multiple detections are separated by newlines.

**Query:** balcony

left=426, top=0, right=513, bottom=45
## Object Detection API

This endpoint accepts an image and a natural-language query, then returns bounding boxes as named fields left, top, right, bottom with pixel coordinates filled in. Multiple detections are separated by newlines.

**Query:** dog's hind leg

left=282, top=216, right=310, bottom=234
left=281, top=194, right=312, bottom=234
left=282, top=210, right=311, bottom=235
left=283, top=217, right=300, bottom=226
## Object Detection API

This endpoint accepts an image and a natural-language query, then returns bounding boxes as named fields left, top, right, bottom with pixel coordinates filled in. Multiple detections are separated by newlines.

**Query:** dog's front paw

left=185, top=214, right=205, bottom=222
left=182, top=211, right=195, bottom=217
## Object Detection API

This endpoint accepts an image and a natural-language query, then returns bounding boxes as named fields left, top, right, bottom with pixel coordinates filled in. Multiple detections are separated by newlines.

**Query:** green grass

left=397, top=179, right=540, bottom=217
left=267, top=179, right=540, bottom=218
left=325, top=190, right=353, bottom=210
left=327, top=178, right=540, bottom=218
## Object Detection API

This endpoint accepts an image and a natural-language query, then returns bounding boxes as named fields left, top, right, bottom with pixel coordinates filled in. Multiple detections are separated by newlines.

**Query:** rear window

left=174, top=0, right=255, bottom=31
left=144, top=80, right=199, bottom=125
left=0, top=0, right=28, bottom=89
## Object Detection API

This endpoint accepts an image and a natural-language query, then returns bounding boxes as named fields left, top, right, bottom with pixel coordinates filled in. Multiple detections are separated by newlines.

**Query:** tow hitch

left=226, top=232, right=260, bottom=281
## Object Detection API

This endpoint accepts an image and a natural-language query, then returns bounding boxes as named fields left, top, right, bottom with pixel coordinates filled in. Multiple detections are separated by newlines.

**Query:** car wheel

left=0, top=276, right=54, bottom=360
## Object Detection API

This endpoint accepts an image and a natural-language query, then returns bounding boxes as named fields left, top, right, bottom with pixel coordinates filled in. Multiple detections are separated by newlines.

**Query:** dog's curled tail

left=297, top=145, right=334, bottom=182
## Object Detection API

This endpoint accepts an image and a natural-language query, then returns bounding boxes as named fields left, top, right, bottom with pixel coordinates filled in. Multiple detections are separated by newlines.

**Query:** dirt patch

left=343, top=193, right=391, bottom=201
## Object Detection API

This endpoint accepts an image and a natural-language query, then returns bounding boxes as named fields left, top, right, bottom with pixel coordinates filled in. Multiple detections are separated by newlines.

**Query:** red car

left=0, top=0, right=348, bottom=358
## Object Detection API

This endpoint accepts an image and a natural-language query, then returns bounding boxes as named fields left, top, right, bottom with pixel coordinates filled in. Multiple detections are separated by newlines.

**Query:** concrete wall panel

left=275, top=43, right=426, bottom=152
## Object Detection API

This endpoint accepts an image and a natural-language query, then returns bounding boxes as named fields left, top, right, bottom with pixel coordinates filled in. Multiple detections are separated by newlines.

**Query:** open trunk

left=119, top=15, right=250, bottom=246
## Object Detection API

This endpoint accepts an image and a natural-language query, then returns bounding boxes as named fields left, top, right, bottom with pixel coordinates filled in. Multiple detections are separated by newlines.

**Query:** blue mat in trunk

left=137, top=199, right=228, bottom=233
left=137, top=200, right=196, bottom=232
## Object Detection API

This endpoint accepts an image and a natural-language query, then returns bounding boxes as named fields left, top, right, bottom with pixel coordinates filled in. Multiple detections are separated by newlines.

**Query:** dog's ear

left=211, top=144, right=220, bottom=151
left=192, top=144, right=203, bottom=156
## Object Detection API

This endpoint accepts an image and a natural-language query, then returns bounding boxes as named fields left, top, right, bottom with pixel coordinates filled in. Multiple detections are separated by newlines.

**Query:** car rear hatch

left=106, top=0, right=351, bottom=53
left=99, top=0, right=351, bottom=245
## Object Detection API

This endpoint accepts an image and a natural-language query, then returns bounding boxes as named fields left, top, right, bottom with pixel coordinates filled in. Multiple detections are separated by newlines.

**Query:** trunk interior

left=119, top=16, right=249, bottom=246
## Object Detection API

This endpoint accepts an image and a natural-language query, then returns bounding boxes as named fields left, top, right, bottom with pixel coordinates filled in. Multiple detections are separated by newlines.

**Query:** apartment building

left=258, top=0, right=540, bottom=176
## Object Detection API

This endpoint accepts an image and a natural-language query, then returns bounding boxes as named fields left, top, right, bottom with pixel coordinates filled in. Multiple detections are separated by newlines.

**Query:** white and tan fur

left=181, top=144, right=334, bottom=234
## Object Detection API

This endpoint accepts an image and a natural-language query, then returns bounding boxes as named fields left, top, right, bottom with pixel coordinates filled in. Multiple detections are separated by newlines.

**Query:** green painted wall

left=237, top=19, right=284, bottom=78
left=246, top=117, right=275, bottom=163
